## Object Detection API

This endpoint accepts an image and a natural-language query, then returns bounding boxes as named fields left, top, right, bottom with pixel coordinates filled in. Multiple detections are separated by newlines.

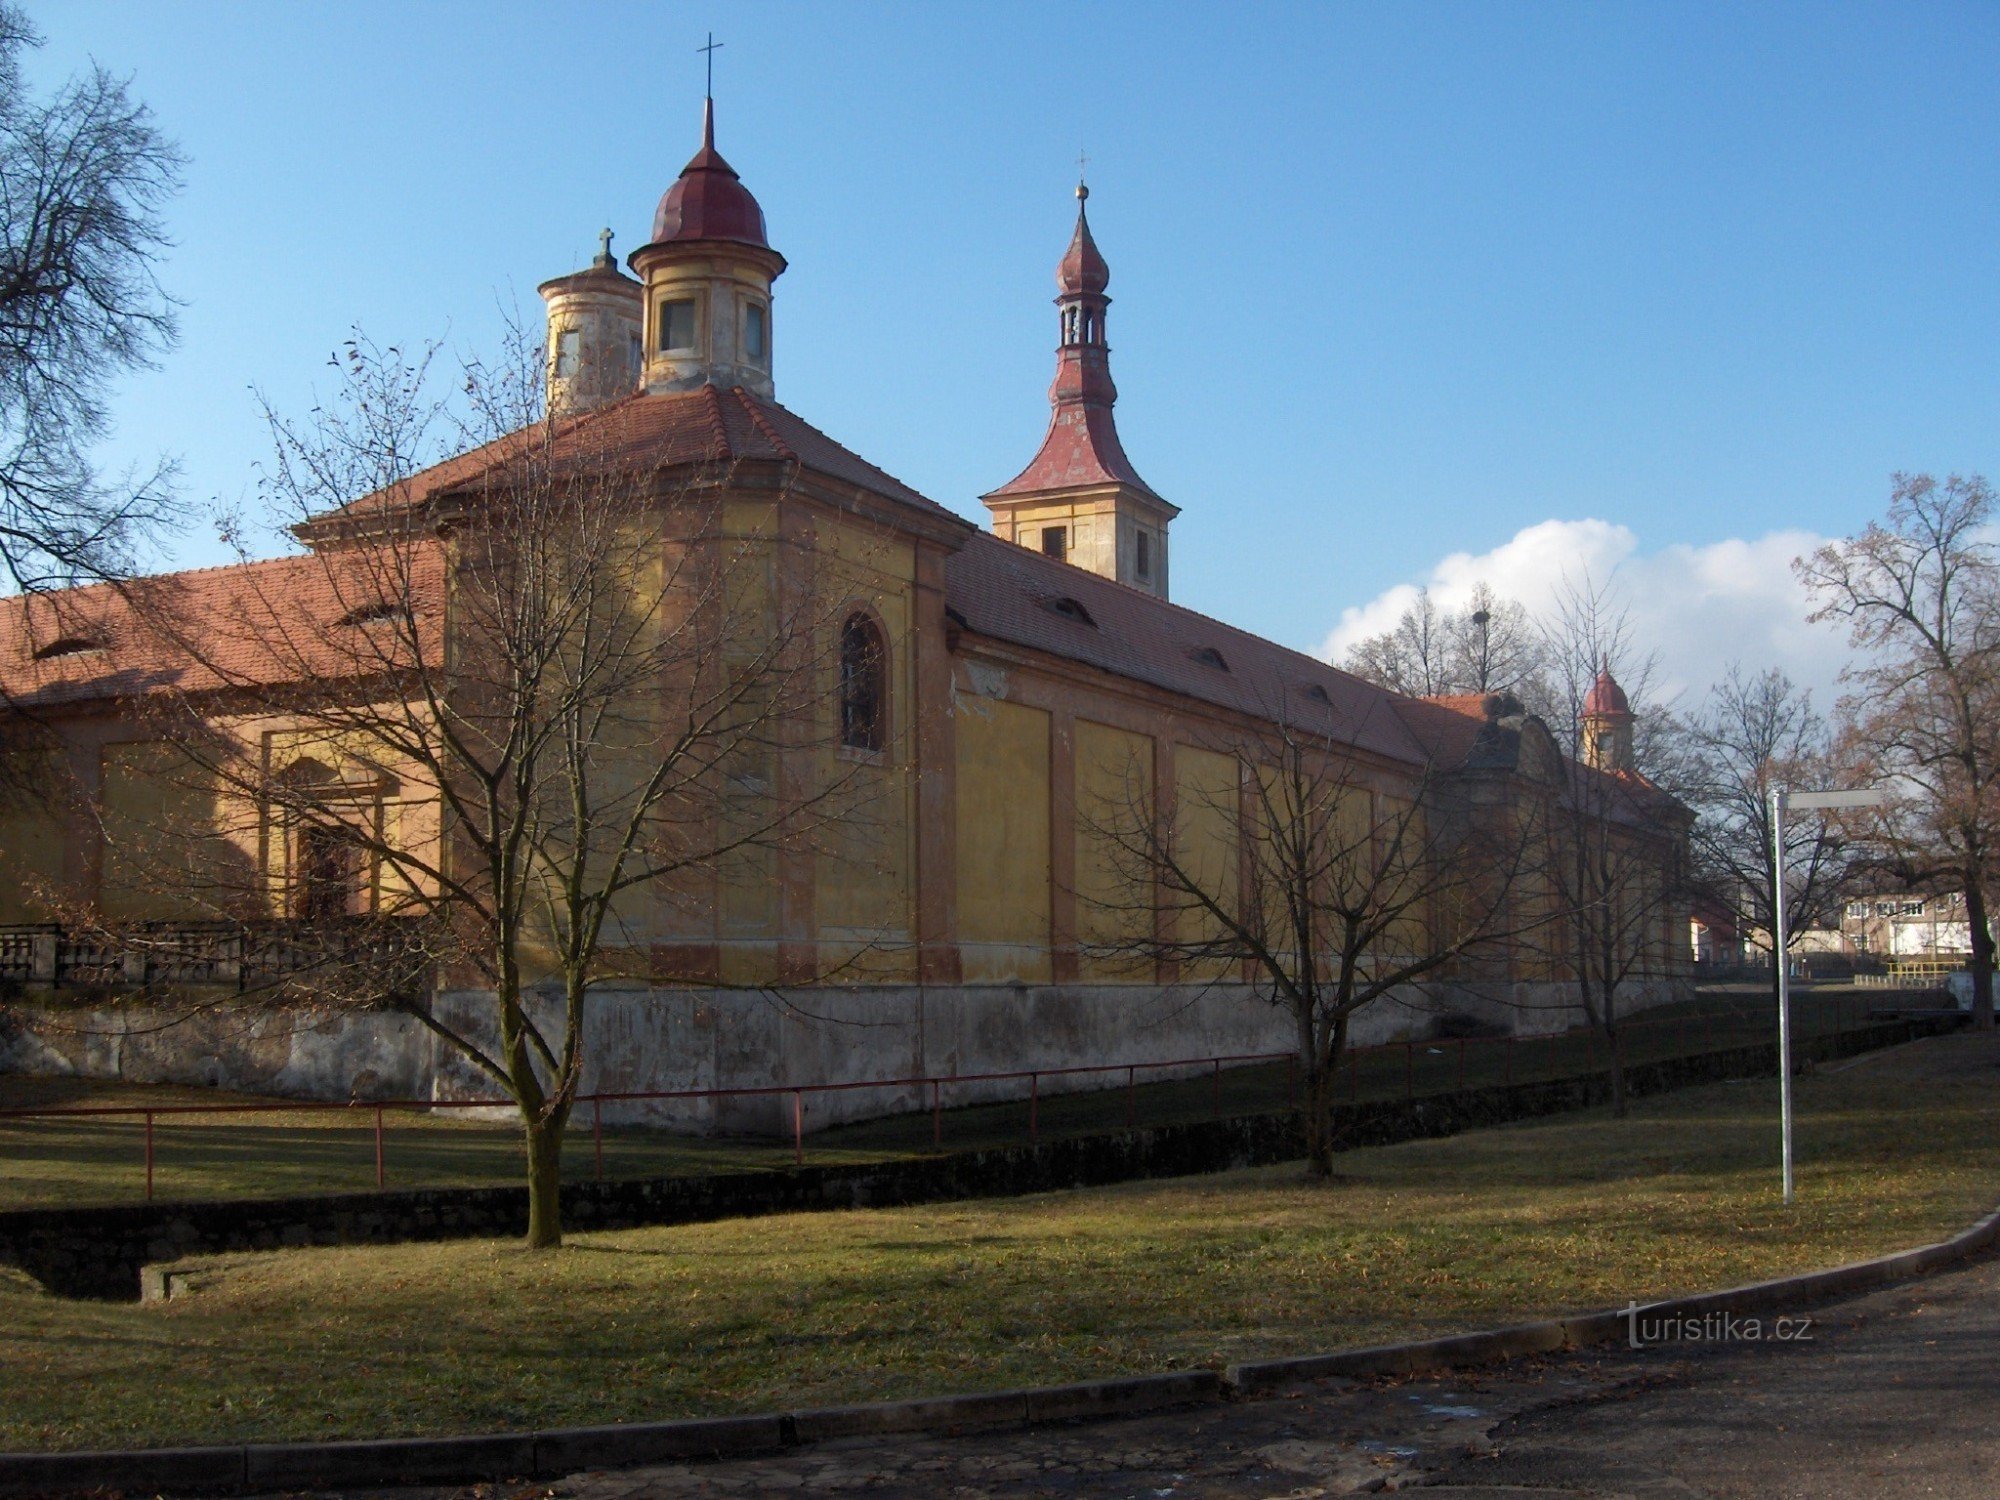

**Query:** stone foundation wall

left=2, top=975, right=1692, bottom=1132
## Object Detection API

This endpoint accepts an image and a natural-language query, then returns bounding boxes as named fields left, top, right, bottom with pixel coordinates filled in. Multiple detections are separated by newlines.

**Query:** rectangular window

left=744, top=303, right=767, bottom=361
left=659, top=299, right=697, bottom=353
left=1041, top=526, right=1067, bottom=563
left=628, top=331, right=642, bottom=376
left=1135, top=528, right=1152, bottom=580
left=555, top=329, right=581, bottom=378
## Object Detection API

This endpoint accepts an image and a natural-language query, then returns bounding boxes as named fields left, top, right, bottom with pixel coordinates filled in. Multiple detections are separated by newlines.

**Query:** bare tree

left=1671, top=667, right=1853, bottom=992
left=118, top=332, right=881, bottom=1247
left=1080, top=711, right=1535, bottom=1179
left=1344, top=582, right=1548, bottom=703
left=1798, top=473, right=2000, bottom=1030
left=1533, top=575, right=1687, bottom=1114
left=0, top=5, right=182, bottom=590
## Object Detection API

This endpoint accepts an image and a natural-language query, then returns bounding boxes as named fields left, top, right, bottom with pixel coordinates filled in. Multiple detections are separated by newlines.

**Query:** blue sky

left=26, top=2, right=2000, bottom=701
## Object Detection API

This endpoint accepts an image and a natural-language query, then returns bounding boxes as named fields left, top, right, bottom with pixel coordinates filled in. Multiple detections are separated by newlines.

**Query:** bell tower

left=983, top=183, right=1178, bottom=598
left=1582, top=663, right=1637, bottom=774
left=627, top=100, right=785, bottom=400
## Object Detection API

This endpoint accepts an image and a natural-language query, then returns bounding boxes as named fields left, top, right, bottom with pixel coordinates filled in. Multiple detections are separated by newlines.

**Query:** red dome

left=1584, top=664, right=1631, bottom=717
left=651, top=102, right=769, bottom=248
left=1058, top=188, right=1109, bottom=295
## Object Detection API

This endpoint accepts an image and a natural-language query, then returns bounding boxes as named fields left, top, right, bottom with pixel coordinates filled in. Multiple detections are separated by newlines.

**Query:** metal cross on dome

left=699, top=32, right=723, bottom=99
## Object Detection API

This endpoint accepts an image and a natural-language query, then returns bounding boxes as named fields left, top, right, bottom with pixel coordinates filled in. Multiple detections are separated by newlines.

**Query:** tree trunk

left=1303, top=1060, right=1336, bottom=1178
left=1967, top=882, right=1995, bottom=1033
left=1604, top=1020, right=1628, bottom=1118
left=524, top=1116, right=565, bottom=1250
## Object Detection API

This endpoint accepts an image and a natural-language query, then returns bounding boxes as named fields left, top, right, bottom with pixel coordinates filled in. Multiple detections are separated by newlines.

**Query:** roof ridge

left=731, top=386, right=798, bottom=461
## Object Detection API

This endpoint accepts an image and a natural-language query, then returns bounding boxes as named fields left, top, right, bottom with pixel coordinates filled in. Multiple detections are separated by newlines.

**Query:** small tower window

left=839, top=613, right=887, bottom=754
left=628, top=331, right=642, bottom=378
left=1134, top=529, right=1152, bottom=581
left=659, top=298, right=697, bottom=353
left=743, top=303, right=767, bottom=361
left=1041, top=526, right=1068, bottom=563
left=554, top=328, right=581, bottom=378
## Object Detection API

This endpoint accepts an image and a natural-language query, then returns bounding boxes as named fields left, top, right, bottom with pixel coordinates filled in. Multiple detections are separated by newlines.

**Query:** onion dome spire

left=983, top=180, right=1177, bottom=598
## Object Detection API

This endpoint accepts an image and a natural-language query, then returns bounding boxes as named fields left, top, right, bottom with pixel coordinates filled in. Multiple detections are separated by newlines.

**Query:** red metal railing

left=0, top=990, right=1892, bottom=1202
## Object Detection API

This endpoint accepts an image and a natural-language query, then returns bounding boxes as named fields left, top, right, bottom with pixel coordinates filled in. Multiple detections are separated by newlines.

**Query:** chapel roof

left=310, top=384, right=967, bottom=537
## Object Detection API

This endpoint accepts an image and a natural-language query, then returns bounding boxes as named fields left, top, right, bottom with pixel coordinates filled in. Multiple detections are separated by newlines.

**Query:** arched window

left=839, top=613, right=886, bottom=753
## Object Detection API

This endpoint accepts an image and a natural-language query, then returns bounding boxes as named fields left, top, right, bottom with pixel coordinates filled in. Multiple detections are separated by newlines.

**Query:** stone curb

left=1225, top=1203, right=2000, bottom=1394
left=3, top=1206, right=1994, bottom=1495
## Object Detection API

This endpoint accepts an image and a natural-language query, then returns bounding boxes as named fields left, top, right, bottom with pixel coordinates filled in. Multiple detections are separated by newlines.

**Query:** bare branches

left=111, top=327, right=890, bottom=1244
left=1798, top=472, right=2000, bottom=1027
left=0, top=6, right=183, bottom=589
left=1077, top=707, right=1540, bottom=1177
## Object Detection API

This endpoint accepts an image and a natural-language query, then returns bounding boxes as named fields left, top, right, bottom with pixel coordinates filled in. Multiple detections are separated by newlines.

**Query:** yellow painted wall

left=99, top=741, right=241, bottom=921
left=956, top=695, right=1051, bottom=982
left=0, top=758, right=66, bottom=922
left=1173, top=744, right=1239, bottom=980
left=810, top=514, right=917, bottom=980
left=1074, top=719, right=1153, bottom=980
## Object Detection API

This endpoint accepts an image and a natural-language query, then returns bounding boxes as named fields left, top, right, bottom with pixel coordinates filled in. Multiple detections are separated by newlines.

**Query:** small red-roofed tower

left=983, top=182, right=1178, bottom=598
left=627, top=100, right=785, bottom=400
left=1583, top=662, right=1636, bottom=773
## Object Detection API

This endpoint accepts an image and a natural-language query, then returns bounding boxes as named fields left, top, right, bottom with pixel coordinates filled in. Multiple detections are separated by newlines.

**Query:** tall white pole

left=1770, top=785, right=1794, bottom=1206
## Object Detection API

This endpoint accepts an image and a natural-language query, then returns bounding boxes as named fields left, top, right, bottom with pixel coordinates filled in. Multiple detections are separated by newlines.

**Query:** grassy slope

left=1, top=1032, right=1994, bottom=1453
left=0, top=990, right=1883, bottom=1208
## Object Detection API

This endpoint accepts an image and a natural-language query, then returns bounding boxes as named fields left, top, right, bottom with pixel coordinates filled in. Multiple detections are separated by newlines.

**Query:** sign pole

left=1768, top=785, right=1887, bottom=1206
left=1770, top=785, right=1794, bottom=1205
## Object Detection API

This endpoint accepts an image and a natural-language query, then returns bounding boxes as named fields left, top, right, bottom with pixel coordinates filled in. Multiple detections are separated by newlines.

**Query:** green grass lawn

left=0, top=988, right=1899, bottom=1209
left=1, top=1028, right=1993, bottom=1454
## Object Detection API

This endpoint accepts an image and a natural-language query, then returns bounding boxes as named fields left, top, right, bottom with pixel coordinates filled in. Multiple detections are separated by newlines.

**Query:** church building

left=0, top=104, right=1690, bottom=1123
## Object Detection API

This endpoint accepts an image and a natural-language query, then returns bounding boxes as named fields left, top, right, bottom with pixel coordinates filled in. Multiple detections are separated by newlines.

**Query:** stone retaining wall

left=0, top=1016, right=1948, bottom=1301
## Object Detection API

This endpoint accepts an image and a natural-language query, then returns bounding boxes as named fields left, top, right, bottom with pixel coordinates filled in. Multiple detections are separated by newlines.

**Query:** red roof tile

left=945, top=533, right=1428, bottom=766
left=322, top=386, right=965, bottom=533
left=0, top=547, right=445, bottom=708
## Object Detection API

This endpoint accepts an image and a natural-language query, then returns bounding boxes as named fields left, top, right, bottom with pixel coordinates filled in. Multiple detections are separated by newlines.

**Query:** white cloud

left=1320, top=518, right=1857, bottom=708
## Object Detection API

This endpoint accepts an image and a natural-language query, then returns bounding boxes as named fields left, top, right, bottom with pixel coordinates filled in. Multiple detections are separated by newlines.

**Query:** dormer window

left=337, top=601, right=411, bottom=631
left=32, top=635, right=107, bottom=661
left=1189, top=646, right=1229, bottom=672
left=1043, top=596, right=1096, bottom=628
left=658, top=298, right=697, bottom=354
left=743, top=303, right=767, bottom=362
left=1303, top=683, right=1331, bottom=705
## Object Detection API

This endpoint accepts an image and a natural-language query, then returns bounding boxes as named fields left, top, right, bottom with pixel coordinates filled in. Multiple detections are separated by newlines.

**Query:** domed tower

left=538, top=229, right=643, bottom=417
left=983, top=183, right=1177, bottom=598
left=627, top=100, right=785, bottom=400
left=1582, top=662, right=1636, bottom=773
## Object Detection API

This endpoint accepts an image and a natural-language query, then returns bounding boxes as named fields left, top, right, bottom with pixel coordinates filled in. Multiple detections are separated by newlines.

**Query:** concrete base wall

left=3, top=974, right=1693, bottom=1133
left=0, top=999, right=433, bottom=1101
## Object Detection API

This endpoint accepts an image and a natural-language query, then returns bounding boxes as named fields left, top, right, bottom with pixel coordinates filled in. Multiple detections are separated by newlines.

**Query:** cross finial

left=699, top=32, right=723, bottom=99
left=596, top=226, right=614, bottom=265
left=1076, top=148, right=1089, bottom=201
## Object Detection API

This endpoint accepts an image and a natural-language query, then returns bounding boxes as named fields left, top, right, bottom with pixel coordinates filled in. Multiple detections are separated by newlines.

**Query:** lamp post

left=1769, top=785, right=1887, bottom=1204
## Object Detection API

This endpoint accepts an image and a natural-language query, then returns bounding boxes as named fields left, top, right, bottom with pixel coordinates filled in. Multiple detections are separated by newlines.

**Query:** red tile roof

left=322, top=386, right=964, bottom=532
left=0, top=547, right=444, bottom=708
left=945, top=532, right=1430, bottom=767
